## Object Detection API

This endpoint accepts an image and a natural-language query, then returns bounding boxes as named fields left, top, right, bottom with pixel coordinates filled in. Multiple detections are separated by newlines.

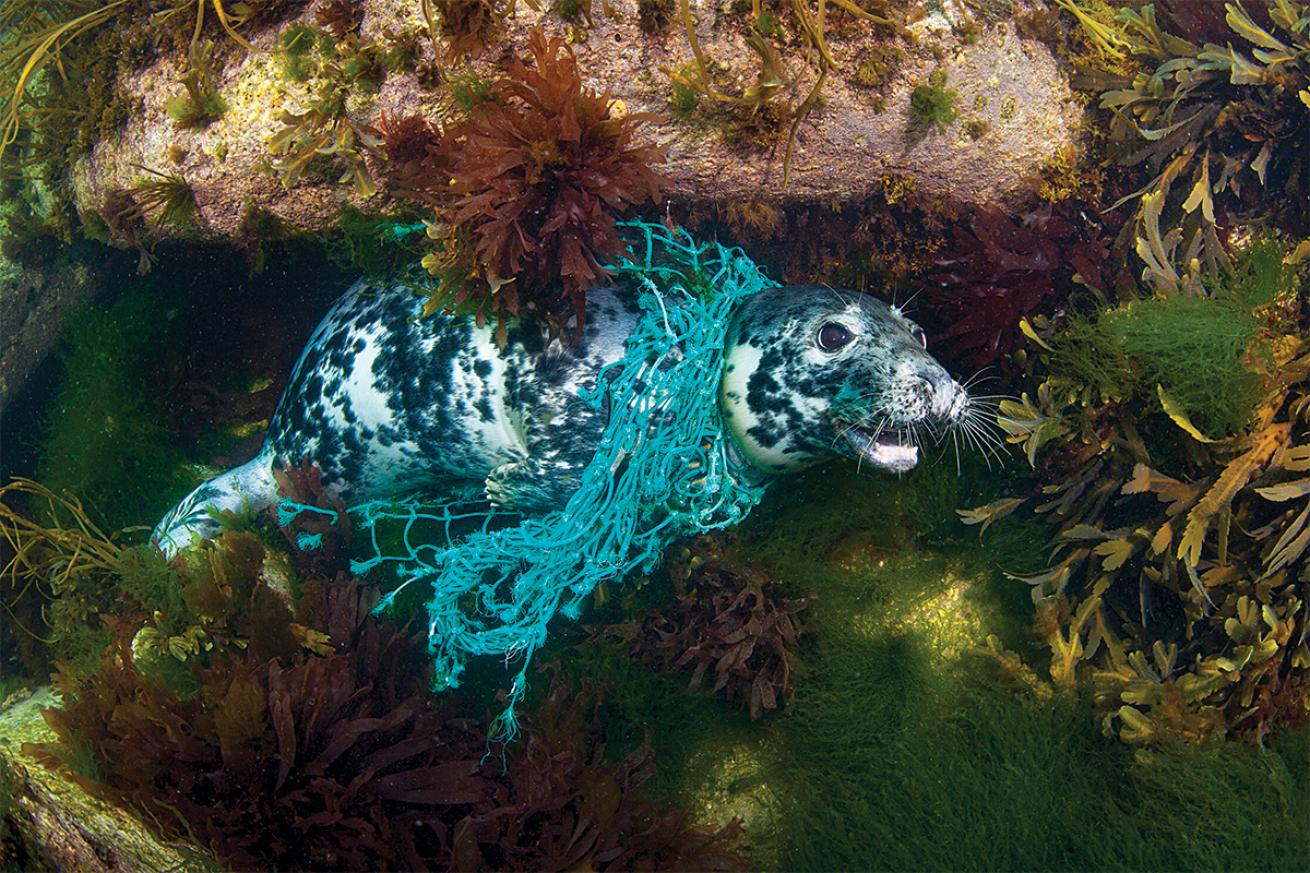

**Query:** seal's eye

left=911, top=326, right=927, bottom=349
left=817, top=323, right=853, bottom=352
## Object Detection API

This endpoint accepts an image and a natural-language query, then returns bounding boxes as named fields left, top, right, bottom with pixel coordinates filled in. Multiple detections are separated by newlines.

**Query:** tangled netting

left=282, top=223, right=775, bottom=740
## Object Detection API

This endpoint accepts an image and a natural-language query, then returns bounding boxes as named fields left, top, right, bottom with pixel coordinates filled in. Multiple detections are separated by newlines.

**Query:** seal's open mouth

left=840, top=422, right=920, bottom=473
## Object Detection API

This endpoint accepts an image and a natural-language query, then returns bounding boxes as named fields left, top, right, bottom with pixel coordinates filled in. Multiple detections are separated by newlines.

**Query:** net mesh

left=280, top=222, right=774, bottom=739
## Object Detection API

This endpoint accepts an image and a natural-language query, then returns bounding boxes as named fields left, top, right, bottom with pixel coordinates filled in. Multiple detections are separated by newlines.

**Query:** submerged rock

left=0, top=252, right=107, bottom=416
left=70, top=2, right=1079, bottom=242
left=0, top=688, right=214, bottom=872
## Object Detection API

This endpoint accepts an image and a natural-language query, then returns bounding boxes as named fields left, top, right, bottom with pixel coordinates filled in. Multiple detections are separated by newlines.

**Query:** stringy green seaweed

left=283, top=223, right=773, bottom=740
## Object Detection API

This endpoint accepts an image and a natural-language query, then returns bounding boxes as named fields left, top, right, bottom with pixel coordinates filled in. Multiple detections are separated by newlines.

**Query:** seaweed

left=969, top=230, right=1309, bottom=744
left=29, top=575, right=748, bottom=871
left=165, top=39, right=227, bottom=128
left=0, top=1, right=303, bottom=163
left=668, top=0, right=903, bottom=183
left=33, top=290, right=194, bottom=531
left=268, top=83, right=384, bottom=198
left=424, top=0, right=510, bottom=63
left=385, top=29, right=667, bottom=343
left=465, top=674, right=748, bottom=872
left=314, top=0, right=361, bottom=38
left=1061, top=0, right=1310, bottom=263
left=909, top=69, right=957, bottom=133
left=638, top=0, right=675, bottom=32
left=30, top=583, right=494, bottom=871
left=594, top=537, right=809, bottom=719
left=920, top=204, right=1112, bottom=371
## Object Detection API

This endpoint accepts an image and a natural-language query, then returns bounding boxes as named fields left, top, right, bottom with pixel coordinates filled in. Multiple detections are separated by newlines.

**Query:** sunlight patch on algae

left=834, top=547, right=991, bottom=661
left=682, top=738, right=778, bottom=836
left=888, top=567, right=987, bottom=661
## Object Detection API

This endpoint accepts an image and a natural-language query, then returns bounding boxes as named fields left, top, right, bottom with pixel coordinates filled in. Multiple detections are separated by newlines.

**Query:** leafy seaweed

left=594, top=537, right=809, bottom=719
left=975, top=232, right=1309, bottom=744
left=1063, top=0, right=1310, bottom=263
left=384, top=29, right=667, bottom=343
left=921, top=204, right=1111, bottom=371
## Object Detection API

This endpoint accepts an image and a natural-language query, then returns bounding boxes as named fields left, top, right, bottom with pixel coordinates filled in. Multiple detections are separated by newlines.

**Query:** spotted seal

left=152, top=278, right=970, bottom=556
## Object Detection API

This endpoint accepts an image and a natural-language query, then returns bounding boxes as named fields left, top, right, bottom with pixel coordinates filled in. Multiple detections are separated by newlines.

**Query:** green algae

left=1052, top=238, right=1290, bottom=438
left=558, top=457, right=1309, bottom=871
left=36, top=289, right=194, bottom=533
left=910, top=70, right=958, bottom=134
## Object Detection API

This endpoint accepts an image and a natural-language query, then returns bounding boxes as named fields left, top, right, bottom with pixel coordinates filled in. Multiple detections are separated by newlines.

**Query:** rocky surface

left=0, top=252, right=106, bottom=416
left=0, top=687, right=213, bottom=872
left=72, top=0, right=1081, bottom=241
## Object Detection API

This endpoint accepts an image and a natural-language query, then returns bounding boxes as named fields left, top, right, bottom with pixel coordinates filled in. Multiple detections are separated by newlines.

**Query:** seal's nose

left=933, top=379, right=967, bottom=421
left=891, top=376, right=935, bottom=418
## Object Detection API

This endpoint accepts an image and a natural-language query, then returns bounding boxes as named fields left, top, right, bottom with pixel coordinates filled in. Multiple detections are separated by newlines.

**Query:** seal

left=152, top=277, right=969, bottom=556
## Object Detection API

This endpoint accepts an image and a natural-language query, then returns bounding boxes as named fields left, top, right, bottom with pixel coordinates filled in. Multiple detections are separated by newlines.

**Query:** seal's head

left=720, top=285, right=968, bottom=474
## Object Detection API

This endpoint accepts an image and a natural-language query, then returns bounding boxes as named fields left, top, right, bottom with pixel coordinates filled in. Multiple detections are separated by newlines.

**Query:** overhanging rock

left=71, top=1, right=1081, bottom=242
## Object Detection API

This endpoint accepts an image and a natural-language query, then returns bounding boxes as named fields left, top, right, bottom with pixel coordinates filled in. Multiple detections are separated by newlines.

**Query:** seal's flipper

left=152, top=449, right=278, bottom=557
left=484, top=457, right=580, bottom=514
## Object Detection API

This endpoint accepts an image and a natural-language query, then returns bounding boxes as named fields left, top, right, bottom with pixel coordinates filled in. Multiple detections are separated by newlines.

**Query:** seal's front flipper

left=152, top=449, right=278, bottom=557
left=484, top=457, right=581, bottom=514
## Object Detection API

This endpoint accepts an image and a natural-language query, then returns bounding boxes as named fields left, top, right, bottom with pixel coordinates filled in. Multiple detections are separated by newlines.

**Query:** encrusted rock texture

left=0, top=253, right=104, bottom=414
left=73, top=0, right=1081, bottom=242
left=0, top=688, right=211, bottom=872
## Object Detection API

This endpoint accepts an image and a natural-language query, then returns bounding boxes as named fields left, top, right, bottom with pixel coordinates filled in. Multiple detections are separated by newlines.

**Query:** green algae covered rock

left=0, top=687, right=216, bottom=872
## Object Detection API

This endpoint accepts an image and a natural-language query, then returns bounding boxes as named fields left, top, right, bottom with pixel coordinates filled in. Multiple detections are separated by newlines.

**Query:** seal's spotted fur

left=153, top=278, right=965, bottom=555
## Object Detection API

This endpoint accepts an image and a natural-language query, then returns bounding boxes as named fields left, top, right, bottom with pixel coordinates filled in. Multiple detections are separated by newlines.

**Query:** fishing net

left=279, top=222, right=774, bottom=739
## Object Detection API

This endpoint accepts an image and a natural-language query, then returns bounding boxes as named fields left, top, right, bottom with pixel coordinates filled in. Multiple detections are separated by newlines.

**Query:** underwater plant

left=0, top=0, right=303, bottom=161
left=423, top=0, right=510, bottom=63
left=385, top=29, right=667, bottom=341
left=595, top=538, right=810, bottom=719
left=966, top=224, right=1309, bottom=744
left=1061, top=0, right=1310, bottom=261
left=268, top=83, right=384, bottom=198
left=29, top=569, right=748, bottom=871
left=458, top=674, right=748, bottom=872
left=315, top=0, right=361, bottom=38
left=909, top=69, right=958, bottom=133
left=920, top=204, right=1111, bottom=371
left=31, top=583, right=494, bottom=871
left=165, top=39, right=227, bottom=128
left=667, top=0, right=897, bottom=183
left=638, top=0, right=675, bottom=31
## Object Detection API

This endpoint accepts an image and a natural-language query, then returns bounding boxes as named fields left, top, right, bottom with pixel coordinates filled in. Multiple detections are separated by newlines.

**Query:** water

left=1, top=3, right=1307, bottom=871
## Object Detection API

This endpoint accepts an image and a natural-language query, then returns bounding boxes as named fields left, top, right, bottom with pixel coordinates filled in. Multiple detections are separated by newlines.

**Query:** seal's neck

left=717, top=340, right=822, bottom=475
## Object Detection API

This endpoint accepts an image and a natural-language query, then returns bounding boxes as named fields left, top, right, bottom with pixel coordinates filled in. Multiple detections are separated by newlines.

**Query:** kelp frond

left=0, top=1, right=132, bottom=163
left=0, top=478, right=124, bottom=621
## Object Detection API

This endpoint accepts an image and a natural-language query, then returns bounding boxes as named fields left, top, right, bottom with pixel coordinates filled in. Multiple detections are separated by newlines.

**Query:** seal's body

left=153, top=276, right=969, bottom=556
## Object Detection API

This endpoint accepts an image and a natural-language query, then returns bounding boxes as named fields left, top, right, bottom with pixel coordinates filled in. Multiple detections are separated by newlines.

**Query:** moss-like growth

left=165, top=41, right=227, bottom=128
left=637, top=0, right=675, bottom=31
left=853, top=43, right=904, bottom=90
left=1054, top=239, right=1287, bottom=438
left=910, top=69, right=957, bottom=133
left=562, top=461, right=1306, bottom=871
left=754, top=11, right=783, bottom=37
left=668, top=65, right=703, bottom=120
left=36, top=290, right=193, bottom=532
left=276, top=22, right=320, bottom=81
left=447, top=71, right=495, bottom=114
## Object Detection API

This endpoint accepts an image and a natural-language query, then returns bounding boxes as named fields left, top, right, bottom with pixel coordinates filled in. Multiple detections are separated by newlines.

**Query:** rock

left=0, top=687, right=214, bottom=872
left=71, top=0, right=1080, bottom=242
left=0, top=251, right=107, bottom=416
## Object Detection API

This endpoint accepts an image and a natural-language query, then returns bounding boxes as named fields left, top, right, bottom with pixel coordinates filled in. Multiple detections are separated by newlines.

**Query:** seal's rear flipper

left=152, top=449, right=278, bottom=558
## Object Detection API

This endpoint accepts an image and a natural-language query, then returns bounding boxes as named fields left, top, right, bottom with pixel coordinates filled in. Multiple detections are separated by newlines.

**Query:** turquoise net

left=281, top=222, right=774, bottom=739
